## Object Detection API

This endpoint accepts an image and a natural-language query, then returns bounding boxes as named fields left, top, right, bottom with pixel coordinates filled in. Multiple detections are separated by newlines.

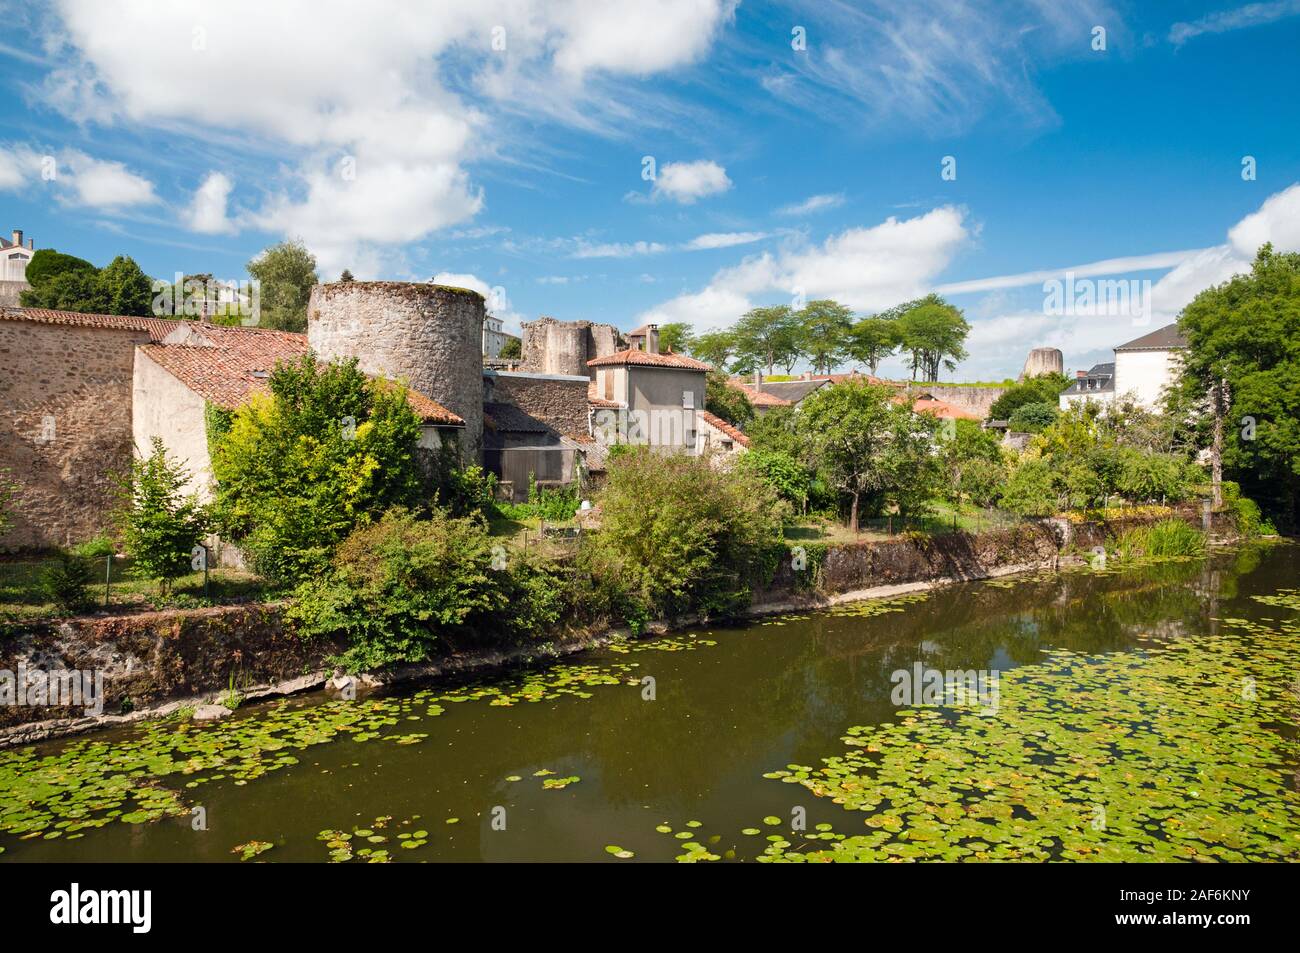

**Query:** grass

left=0, top=555, right=268, bottom=624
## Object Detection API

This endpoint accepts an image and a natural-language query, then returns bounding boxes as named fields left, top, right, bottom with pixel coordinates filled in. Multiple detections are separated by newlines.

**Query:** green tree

left=21, top=267, right=108, bottom=313
left=1008, top=401, right=1060, bottom=433
left=211, top=355, right=423, bottom=581
left=732, top=305, right=800, bottom=376
left=737, top=448, right=810, bottom=513
left=704, top=370, right=755, bottom=427
left=1175, top=244, right=1300, bottom=527
left=1000, top=458, right=1058, bottom=516
left=987, top=372, right=1070, bottom=420
left=895, top=294, right=970, bottom=381
left=796, top=299, right=853, bottom=374
left=22, top=248, right=96, bottom=289
left=846, top=315, right=902, bottom=375
left=796, top=380, right=938, bottom=531
left=247, top=238, right=319, bottom=332
left=97, top=256, right=154, bottom=316
left=115, top=438, right=209, bottom=593
left=937, top=418, right=1004, bottom=506
left=657, top=322, right=693, bottom=354
left=20, top=251, right=155, bottom=316
left=687, top=329, right=737, bottom=371
left=499, top=337, right=522, bottom=359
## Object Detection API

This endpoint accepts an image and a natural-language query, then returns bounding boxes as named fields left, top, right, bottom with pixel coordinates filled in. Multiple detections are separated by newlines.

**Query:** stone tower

left=520, top=316, right=622, bottom=379
left=307, top=281, right=485, bottom=459
left=1020, top=347, right=1064, bottom=381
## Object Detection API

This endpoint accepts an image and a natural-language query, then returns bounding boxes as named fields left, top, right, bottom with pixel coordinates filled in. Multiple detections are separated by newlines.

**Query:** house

left=696, top=410, right=749, bottom=457
left=0, top=229, right=35, bottom=307
left=1058, top=323, right=1187, bottom=411
left=482, top=368, right=590, bottom=500
left=482, top=312, right=520, bottom=359
left=587, top=339, right=710, bottom=451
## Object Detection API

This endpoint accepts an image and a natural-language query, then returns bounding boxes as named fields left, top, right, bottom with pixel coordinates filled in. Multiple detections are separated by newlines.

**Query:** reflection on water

left=1, top=543, right=1295, bottom=862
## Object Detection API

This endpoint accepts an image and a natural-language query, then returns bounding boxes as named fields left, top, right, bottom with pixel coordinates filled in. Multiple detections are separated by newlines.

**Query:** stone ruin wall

left=521, top=317, right=623, bottom=379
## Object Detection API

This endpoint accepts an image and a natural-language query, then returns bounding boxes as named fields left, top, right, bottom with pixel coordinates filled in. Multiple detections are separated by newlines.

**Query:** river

left=2, top=542, right=1297, bottom=862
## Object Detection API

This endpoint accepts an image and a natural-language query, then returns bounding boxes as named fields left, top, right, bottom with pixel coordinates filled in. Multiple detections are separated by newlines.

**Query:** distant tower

left=1020, top=347, right=1064, bottom=381
left=307, top=281, right=485, bottom=459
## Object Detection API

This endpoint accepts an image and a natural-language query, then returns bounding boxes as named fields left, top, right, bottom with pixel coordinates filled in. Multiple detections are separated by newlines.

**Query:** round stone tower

left=1020, top=347, right=1064, bottom=381
left=308, top=281, right=484, bottom=459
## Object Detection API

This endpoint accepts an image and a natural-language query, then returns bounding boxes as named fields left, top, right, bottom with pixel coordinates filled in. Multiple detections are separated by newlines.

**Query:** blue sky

left=2, top=0, right=1299, bottom=379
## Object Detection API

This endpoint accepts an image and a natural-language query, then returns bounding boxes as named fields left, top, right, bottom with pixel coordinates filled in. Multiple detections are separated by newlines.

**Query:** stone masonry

left=521, top=316, right=622, bottom=379
left=308, top=281, right=486, bottom=460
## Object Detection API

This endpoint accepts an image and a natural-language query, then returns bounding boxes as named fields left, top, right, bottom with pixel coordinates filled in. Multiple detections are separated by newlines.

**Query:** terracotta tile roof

left=2, top=306, right=180, bottom=341
left=728, top=381, right=791, bottom=407
left=698, top=410, right=750, bottom=447
left=140, top=325, right=463, bottom=426
left=910, top=396, right=982, bottom=421
left=587, top=348, right=711, bottom=371
left=587, top=381, right=623, bottom=408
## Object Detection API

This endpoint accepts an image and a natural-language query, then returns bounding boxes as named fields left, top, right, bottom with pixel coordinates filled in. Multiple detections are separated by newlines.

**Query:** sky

left=2, top=0, right=1299, bottom=380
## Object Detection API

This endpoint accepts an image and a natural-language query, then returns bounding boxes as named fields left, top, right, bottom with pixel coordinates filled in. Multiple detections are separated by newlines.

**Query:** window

left=682, top=390, right=694, bottom=409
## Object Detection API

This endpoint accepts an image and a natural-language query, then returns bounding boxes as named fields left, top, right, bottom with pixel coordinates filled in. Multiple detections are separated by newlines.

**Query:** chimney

left=645, top=324, right=659, bottom=355
left=11, top=229, right=21, bottom=248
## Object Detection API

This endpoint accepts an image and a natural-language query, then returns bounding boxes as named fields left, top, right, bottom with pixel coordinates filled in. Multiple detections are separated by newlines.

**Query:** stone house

left=587, top=343, right=710, bottom=451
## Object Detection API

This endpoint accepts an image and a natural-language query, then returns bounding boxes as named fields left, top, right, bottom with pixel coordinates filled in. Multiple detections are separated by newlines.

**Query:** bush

left=1000, top=459, right=1058, bottom=516
left=736, top=448, right=810, bottom=513
left=115, top=438, right=209, bottom=592
left=988, top=372, right=1069, bottom=420
left=1222, top=481, right=1276, bottom=537
left=1114, top=448, right=1197, bottom=503
left=494, top=477, right=579, bottom=522
left=39, top=551, right=94, bottom=614
left=429, top=454, right=498, bottom=518
left=288, top=508, right=573, bottom=672
left=1008, top=401, right=1059, bottom=433
left=580, top=448, right=787, bottom=620
left=211, top=356, right=423, bottom=582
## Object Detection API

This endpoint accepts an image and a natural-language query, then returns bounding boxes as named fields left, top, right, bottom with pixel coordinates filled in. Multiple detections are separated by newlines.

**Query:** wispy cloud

left=778, top=192, right=845, bottom=216
left=1169, top=0, right=1300, bottom=46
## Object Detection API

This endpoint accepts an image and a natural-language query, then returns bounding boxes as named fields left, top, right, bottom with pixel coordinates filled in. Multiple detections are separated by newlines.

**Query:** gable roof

left=2, top=306, right=179, bottom=341
left=698, top=410, right=750, bottom=447
left=140, top=324, right=463, bottom=426
left=1115, top=323, right=1188, bottom=351
left=587, top=348, right=710, bottom=371
left=727, top=381, right=791, bottom=407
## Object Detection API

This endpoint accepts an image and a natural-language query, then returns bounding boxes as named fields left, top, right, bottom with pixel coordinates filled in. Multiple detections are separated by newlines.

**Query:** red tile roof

left=140, top=324, right=463, bottom=426
left=910, top=396, right=982, bottom=421
left=586, top=381, right=623, bottom=408
left=698, top=410, right=750, bottom=447
left=587, top=348, right=711, bottom=371
left=2, top=306, right=180, bottom=341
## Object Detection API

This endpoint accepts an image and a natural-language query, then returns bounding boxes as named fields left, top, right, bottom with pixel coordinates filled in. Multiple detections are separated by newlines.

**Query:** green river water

left=2, top=542, right=1298, bottom=863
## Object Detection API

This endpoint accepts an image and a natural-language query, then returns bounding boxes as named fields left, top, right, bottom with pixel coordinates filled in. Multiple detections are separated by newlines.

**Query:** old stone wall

left=916, top=384, right=1008, bottom=419
left=0, top=281, right=29, bottom=309
left=488, top=371, right=590, bottom=438
left=0, top=319, right=150, bottom=552
left=308, top=281, right=485, bottom=460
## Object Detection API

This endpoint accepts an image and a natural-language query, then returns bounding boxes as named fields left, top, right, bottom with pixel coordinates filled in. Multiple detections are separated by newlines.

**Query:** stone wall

left=0, top=318, right=150, bottom=552
left=488, top=371, right=590, bottom=438
left=521, top=316, right=622, bottom=378
left=916, top=384, right=1008, bottom=419
left=0, top=280, right=29, bottom=309
left=308, top=281, right=486, bottom=460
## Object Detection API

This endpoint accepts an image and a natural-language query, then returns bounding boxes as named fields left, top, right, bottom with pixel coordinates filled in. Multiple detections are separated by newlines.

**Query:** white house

left=0, top=229, right=33, bottom=282
left=1060, top=323, right=1187, bottom=411
left=482, top=313, right=520, bottom=358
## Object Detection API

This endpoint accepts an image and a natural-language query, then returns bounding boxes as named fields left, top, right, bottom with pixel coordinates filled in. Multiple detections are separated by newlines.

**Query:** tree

left=22, top=267, right=108, bottom=313
left=732, top=305, right=800, bottom=376
left=796, top=299, right=853, bottom=374
left=1008, top=401, right=1060, bottom=433
left=499, top=337, right=522, bottom=359
left=1175, top=244, right=1300, bottom=527
left=97, top=256, right=154, bottom=316
left=895, top=294, right=970, bottom=381
left=23, top=248, right=96, bottom=288
left=846, top=316, right=902, bottom=375
left=688, top=329, right=737, bottom=371
left=704, top=370, right=755, bottom=427
left=115, top=438, right=209, bottom=593
left=937, top=419, right=1003, bottom=506
left=339, top=269, right=355, bottom=282
left=1000, top=458, right=1058, bottom=516
left=247, top=239, right=319, bottom=332
left=987, top=372, right=1070, bottom=420
left=796, top=380, right=938, bottom=531
left=657, top=322, right=693, bottom=354
left=737, top=448, right=811, bottom=513
left=211, top=355, right=423, bottom=581
left=20, top=250, right=154, bottom=316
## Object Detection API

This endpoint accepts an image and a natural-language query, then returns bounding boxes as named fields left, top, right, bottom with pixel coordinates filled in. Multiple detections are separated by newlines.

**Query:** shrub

left=737, top=448, right=810, bottom=513
left=288, top=508, right=565, bottom=672
left=211, top=356, right=423, bottom=581
left=1000, top=459, right=1058, bottom=516
left=115, top=438, right=209, bottom=592
left=39, top=551, right=94, bottom=614
left=987, top=372, right=1069, bottom=420
left=71, top=535, right=116, bottom=559
left=494, top=477, right=580, bottom=523
left=1222, top=481, right=1276, bottom=537
left=1114, top=448, right=1197, bottom=503
left=429, top=454, right=498, bottom=518
left=580, top=447, right=787, bottom=620
left=1008, top=401, right=1059, bottom=433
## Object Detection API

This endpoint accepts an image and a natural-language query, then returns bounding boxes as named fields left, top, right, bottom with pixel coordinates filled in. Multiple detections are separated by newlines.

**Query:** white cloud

left=935, top=250, right=1202, bottom=296
left=1170, top=0, right=1300, bottom=46
left=38, top=0, right=736, bottom=273
left=431, top=270, right=525, bottom=333
left=0, top=143, right=156, bottom=209
left=652, top=160, right=731, bottom=204
left=640, top=206, right=969, bottom=330
left=778, top=193, right=845, bottom=216
left=187, top=172, right=236, bottom=234
left=572, top=240, right=669, bottom=259
left=683, top=231, right=768, bottom=250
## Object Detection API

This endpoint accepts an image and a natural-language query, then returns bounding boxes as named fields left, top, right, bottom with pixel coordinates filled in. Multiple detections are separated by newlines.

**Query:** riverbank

left=0, top=507, right=1243, bottom=747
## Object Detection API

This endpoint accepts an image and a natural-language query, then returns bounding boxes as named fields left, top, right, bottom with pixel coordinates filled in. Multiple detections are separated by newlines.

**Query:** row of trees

left=19, top=240, right=320, bottom=332
left=664, top=293, right=971, bottom=381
